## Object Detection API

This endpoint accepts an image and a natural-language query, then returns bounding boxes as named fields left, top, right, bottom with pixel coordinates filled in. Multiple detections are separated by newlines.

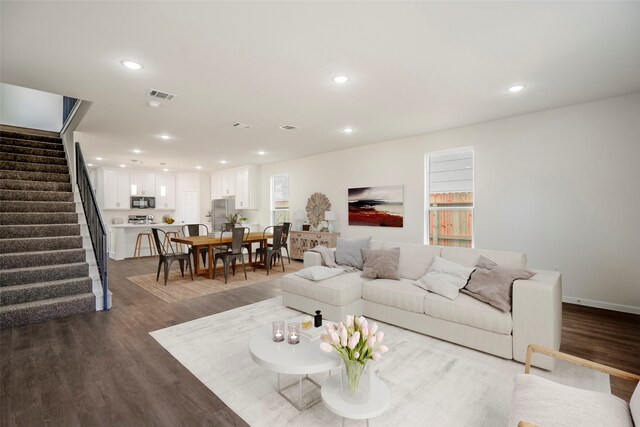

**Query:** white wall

left=0, top=83, right=63, bottom=131
left=257, top=93, right=640, bottom=313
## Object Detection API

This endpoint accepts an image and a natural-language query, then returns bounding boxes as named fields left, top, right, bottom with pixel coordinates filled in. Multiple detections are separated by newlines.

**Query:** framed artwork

left=348, top=185, right=404, bottom=227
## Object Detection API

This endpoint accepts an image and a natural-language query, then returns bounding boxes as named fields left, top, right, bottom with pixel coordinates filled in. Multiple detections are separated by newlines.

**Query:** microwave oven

left=130, top=196, right=155, bottom=209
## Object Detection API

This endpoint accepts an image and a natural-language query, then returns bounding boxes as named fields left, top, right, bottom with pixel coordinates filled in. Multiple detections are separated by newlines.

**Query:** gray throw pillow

left=361, top=248, right=400, bottom=280
left=462, top=256, right=534, bottom=312
left=335, top=236, right=372, bottom=269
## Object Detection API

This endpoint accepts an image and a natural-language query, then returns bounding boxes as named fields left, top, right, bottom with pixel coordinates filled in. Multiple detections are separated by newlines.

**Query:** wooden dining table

left=172, top=232, right=274, bottom=279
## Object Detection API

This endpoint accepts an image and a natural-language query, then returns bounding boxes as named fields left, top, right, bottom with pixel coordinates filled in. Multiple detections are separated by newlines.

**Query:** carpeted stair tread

left=0, top=130, right=62, bottom=144
left=0, top=224, right=80, bottom=239
left=0, top=248, right=86, bottom=270
left=0, top=262, right=89, bottom=287
left=0, top=137, right=64, bottom=151
left=0, top=277, right=92, bottom=306
left=0, top=160, right=69, bottom=174
left=0, top=152, right=67, bottom=166
left=0, top=170, right=70, bottom=183
left=0, top=143, right=66, bottom=159
left=0, top=293, right=95, bottom=329
left=0, top=236, right=83, bottom=253
left=0, top=179, right=72, bottom=192
left=0, top=200, right=76, bottom=213
left=0, top=189, right=73, bottom=202
left=0, top=212, right=79, bottom=225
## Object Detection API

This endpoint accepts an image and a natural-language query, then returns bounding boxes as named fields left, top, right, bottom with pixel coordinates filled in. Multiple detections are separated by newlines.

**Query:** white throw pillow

left=295, top=266, right=345, bottom=281
left=413, top=256, right=475, bottom=300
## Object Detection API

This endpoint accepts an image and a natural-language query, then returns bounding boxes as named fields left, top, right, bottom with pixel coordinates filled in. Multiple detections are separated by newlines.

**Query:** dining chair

left=218, top=222, right=234, bottom=252
left=151, top=228, right=193, bottom=286
left=213, top=226, right=249, bottom=284
left=182, top=224, right=210, bottom=267
left=255, top=225, right=285, bottom=275
left=268, top=222, right=291, bottom=264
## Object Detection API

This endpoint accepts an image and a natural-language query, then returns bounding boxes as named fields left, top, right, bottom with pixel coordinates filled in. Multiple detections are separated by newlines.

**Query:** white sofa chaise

left=281, top=241, right=562, bottom=370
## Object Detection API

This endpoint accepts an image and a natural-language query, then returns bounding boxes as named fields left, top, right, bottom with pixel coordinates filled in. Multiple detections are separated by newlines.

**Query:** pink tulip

left=362, top=319, right=368, bottom=331
left=372, top=352, right=381, bottom=361
left=352, top=331, right=360, bottom=343
left=379, top=345, right=389, bottom=353
left=320, top=333, right=330, bottom=342
left=325, top=323, right=335, bottom=334
left=354, top=351, right=360, bottom=359
left=376, top=331, right=384, bottom=343
left=367, top=335, right=376, bottom=348
left=340, top=327, right=348, bottom=341
left=338, top=322, right=345, bottom=333
left=346, top=315, right=354, bottom=329
left=369, top=323, right=378, bottom=336
left=340, top=335, right=347, bottom=347
left=361, top=326, right=368, bottom=338
left=348, top=336, right=358, bottom=350
left=357, top=316, right=366, bottom=328
left=330, top=331, right=340, bottom=345
left=320, top=342, right=333, bottom=353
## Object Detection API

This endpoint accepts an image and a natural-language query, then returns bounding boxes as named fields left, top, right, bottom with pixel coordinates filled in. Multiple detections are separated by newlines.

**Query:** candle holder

left=287, top=322, right=300, bottom=345
left=272, top=320, right=285, bottom=342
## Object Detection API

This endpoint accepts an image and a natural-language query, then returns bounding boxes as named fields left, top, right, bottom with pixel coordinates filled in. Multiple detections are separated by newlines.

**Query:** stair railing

left=75, top=142, right=109, bottom=311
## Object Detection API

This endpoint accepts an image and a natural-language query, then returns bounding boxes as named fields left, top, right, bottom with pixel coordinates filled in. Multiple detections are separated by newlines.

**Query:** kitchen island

left=108, top=223, right=183, bottom=260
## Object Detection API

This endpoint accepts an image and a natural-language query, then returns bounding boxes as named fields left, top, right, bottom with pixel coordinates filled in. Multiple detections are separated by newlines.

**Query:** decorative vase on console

left=319, top=315, right=389, bottom=404
left=324, top=211, right=336, bottom=233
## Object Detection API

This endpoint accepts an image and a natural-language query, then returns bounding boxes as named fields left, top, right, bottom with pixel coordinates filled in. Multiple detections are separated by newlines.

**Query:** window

left=271, top=174, right=290, bottom=225
left=425, top=148, right=474, bottom=248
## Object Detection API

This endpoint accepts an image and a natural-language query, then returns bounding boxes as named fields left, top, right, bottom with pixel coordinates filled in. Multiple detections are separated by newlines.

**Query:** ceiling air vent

left=147, top=88, right=176, bottom=100
left=279, top=124, right=299, bottom=131
left=233, top=122, right=253, bottom=129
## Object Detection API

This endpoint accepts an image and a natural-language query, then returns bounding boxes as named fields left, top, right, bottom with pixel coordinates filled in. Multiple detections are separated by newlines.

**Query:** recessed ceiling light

left=195, top=166, right=202, bottom=170
left=220, top=160, right=227, bottom=164
left=147, top=100, right=160, bottom=108
left=163, top=168, right=169, bottom=172
left=159, top=134, right=171, bottom=140
left=86, top=163, right=94, bottom=167
left=258, top=151, right=265, bottom=155
left=96, top=157, right=103, bottom=161
left=507, top=84, right=525, bottom=93
left=133, top=149, right=141, bottom=154
left=333, top=75, right=349, bottom=84
left=343, top=128, right=354, bottom=134
left=121, top=60, right=143, bottom=70
left=119, top=164, right=126, bottom=168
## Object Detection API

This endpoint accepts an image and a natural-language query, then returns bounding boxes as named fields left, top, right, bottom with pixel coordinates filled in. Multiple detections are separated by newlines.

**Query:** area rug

left=150, top=298, right=609, bottom=426
left=127, top=261, right=303, bottom=303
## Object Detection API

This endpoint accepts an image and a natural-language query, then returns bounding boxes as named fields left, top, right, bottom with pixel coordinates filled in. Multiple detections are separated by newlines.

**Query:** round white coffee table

left=250, top=323, right=340, bottom=410
left=321, top=375, right=391, bottom=426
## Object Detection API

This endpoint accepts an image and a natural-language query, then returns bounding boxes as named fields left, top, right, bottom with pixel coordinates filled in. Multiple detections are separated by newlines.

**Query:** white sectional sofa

left=281, top=241, right=562, bottom=369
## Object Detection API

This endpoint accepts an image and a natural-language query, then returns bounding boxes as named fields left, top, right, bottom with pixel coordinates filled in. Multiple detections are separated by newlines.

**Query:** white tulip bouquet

left=320, top=315, right=389, bottom=399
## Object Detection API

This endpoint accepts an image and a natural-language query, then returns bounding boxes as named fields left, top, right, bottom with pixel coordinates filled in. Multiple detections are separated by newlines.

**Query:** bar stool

left=134, top=231, right=156, bottom=258
left=163, top=230, right=183, bottom=253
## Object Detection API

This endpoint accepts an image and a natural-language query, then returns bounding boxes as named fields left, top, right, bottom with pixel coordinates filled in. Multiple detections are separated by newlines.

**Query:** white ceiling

left=2, top=1, right=640, bottom=172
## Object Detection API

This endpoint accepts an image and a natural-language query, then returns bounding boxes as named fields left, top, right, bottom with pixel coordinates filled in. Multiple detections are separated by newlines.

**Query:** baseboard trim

left=563, top=296, right=640, bottom=315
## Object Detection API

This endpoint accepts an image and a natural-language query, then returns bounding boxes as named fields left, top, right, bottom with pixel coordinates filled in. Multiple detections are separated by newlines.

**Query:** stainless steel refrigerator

left=211, top=198, right=237, bottom=231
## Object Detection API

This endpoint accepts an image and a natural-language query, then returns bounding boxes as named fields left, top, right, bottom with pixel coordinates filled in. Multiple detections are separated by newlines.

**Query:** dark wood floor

left=1, top=257, right=639, bottom=426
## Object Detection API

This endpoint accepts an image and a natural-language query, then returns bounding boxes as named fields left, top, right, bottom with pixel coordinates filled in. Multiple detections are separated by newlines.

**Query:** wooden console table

left=289, top=231, right=340, bottom=260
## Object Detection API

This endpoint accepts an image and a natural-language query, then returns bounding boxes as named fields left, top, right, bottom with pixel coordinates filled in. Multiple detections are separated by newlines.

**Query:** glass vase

left=340, top=359, right=371, bottom=404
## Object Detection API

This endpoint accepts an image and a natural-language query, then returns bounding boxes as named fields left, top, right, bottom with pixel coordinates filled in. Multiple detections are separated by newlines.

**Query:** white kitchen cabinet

left=130, top=172, right=156, bottom=196
left=210, top=172, right=222, bottom=200
left=235, top=165, right=258, bottom=209
left=99, top=168, right=130, bottom=210
left=155, top=173, right=176, bottom=210
left=211, top=170, right=236, bottom=199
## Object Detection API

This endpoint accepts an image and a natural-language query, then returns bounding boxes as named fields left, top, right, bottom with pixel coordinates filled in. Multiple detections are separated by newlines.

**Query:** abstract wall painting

left=348, top=185, right=404, bottom=227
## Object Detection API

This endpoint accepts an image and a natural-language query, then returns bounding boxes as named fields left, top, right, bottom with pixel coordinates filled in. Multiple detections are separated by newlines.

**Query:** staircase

left=0, top=127, right=95, bottom=328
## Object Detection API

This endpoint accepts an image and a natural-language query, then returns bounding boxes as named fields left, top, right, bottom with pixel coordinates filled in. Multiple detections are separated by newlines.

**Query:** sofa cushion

left=281, top=271, right=365, bottom=306
left=380, top=241, right=441, bottom=280
left=335, top=236, right=371, bottom=269
left=509, top=374, right=633, bottom=427
left=361, top=248, right=400, bottom=280
left=295, top=266, right=347, bottom=281
left=362, top=278, right=427, bottom=313
left=441, top=246, right=527, bottom=269
left=413, top=256, right=476, bottom=300
left=423, top=291, right=512, bottom=334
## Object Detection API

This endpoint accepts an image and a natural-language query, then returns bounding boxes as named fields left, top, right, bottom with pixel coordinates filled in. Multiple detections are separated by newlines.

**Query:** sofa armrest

left=303, top=251, right=323, bottom=268
left=512, top=270, right=562, bottom=370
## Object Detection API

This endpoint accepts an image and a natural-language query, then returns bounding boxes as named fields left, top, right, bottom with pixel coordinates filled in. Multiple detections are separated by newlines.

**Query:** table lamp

left=324, top=211, right=336, bottom=233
